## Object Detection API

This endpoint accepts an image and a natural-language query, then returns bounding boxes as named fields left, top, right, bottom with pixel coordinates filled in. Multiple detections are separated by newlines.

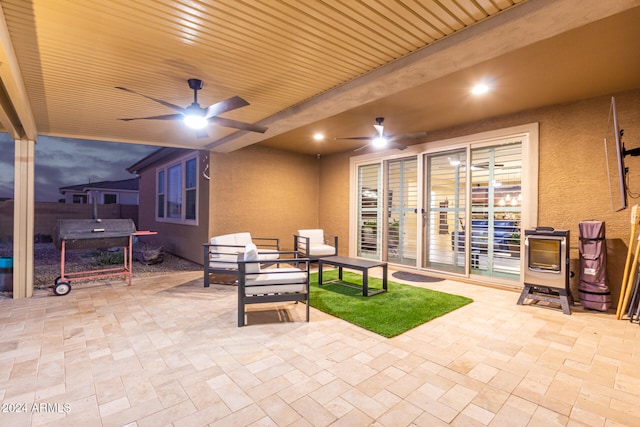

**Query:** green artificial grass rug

left=309, top=271, right=473, bottom=338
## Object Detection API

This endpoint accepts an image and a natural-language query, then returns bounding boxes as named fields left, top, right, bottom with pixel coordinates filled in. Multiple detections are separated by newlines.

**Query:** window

left=185, top=158, right=197, bottom=220
left=156, top=155, right=198, bottom=224
left=72, top=194, right=87, bottom=204
left=103, top=193, right=117, bottom=204
left=157, top=170, right=165, bottom=218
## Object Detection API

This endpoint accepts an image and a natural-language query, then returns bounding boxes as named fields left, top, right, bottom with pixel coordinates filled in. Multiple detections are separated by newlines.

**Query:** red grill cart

left=52, top=219, right=156, bottom=296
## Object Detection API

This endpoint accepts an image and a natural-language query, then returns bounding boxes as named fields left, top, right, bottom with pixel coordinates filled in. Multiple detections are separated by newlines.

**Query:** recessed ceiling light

left=313, top=133, right=324, bottom=141
left=471, top=83, right=490, bottom=95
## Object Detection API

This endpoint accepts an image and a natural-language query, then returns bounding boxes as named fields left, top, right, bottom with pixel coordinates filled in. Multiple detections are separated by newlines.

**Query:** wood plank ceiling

left=0, top=0, right=638, bottom=155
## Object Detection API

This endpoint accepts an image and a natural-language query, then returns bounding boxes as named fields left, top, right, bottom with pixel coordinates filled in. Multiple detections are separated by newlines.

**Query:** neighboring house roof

left=59, top=178, right=139, bottom=195
left=127, top=147, right=194, bottom=175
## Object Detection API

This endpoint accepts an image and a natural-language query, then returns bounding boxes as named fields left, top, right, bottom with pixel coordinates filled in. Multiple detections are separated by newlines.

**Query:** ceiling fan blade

left=335, top=136, right=373, bottom=141
left=204, top=95, right=250, bottom=118
left=115, top=86, right=186, bottom=114
left=208, top=116, right=268, bottom=133
left=118, top=113, right=183, bottom=121
left=353, top=143, right=370, bottom=152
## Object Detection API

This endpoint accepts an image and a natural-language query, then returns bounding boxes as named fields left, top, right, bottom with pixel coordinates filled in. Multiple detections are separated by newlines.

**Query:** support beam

left=12, top=138, right=35, bottom=298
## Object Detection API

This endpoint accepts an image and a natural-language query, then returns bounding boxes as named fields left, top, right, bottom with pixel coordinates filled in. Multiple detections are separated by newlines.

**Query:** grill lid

left=53, top=219, right=137, bottom=250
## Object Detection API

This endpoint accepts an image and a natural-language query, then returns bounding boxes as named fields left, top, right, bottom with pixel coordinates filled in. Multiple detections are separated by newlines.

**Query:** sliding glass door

left=356, top=157, right=418, bottom=266
left=353, top=130, right=526, bottom=284
left=423, top=144, right=521, bottom=279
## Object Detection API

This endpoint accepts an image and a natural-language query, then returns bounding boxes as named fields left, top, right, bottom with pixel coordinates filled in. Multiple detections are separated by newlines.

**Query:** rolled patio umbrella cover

left=578, top=220, right=611, bottom=311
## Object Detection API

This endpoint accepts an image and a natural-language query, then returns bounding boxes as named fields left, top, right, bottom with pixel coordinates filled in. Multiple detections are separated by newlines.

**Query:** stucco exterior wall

left=317, top=89, right=640, bottom=301
left=209, top=145, right=319, bottom=251
left=318, top=152, right=351, bottom=256
left=137, top=151, right=210, bottom=264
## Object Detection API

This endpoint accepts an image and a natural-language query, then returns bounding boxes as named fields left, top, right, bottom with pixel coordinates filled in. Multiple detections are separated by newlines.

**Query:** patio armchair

left=293, top=229, right=338, bottom=261
left=237, top=243, right=310, bottom=327
left=203, top=232, right=280, bottom=287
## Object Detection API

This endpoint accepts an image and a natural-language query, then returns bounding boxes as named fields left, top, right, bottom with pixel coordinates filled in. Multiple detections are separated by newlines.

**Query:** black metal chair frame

left=293, top=232, right=338, bottom=261
left=237, top=251, right=310, bottom=327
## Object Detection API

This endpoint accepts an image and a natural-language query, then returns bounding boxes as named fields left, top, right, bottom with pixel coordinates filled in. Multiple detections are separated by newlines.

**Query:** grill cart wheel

left=53, top=281, right=71, bottom=296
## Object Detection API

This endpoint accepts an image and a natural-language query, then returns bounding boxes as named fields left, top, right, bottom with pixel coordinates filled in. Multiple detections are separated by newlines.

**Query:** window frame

left=155, top=153, right=199, bottom=225
left=103, top=193, right=118, bottom=204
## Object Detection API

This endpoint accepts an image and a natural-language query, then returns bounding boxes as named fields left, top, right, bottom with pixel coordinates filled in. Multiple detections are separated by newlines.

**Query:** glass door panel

left=357, top=163, right=381, bottom=259
left=424, top=150, right=467, bottom=274
left=470, top=143, right=522, bottom=280
left=386, top=158, right=417, bottom=266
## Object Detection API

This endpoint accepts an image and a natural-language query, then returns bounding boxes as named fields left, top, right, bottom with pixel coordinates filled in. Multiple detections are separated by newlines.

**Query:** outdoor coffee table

left=318, top=256, right=388, bottom=296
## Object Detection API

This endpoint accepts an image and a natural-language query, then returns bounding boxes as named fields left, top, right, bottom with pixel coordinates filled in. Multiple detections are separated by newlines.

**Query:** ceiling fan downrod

left=187, top=78, right=204, bottom=105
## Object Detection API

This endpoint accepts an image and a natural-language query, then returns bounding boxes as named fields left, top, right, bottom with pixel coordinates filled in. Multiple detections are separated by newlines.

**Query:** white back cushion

left=298, top=229, right=324, bottom=245
left=210, top=233, right=237, bottom=246
left=235, top=232, right=253, bottom=246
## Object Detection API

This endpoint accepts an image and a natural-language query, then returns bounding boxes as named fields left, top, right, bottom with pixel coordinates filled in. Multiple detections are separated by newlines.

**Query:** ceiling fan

left=335, top=117, right=427, bottom=151
left=115, top=79, right=268, bottom=138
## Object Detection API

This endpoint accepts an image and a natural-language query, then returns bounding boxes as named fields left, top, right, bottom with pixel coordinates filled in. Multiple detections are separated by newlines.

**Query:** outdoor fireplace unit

left=517, top=227, right=573, bottom=314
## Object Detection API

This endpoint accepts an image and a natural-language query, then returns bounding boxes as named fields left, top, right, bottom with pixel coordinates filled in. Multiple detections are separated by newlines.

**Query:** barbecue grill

left=52, top=218, right=155, bottom=296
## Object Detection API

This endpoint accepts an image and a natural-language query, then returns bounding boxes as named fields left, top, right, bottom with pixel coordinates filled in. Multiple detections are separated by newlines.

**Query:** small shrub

left=92, top=249, right=124, bottom=266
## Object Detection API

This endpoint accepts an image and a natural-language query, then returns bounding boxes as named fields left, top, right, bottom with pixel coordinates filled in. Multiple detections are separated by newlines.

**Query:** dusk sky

left=0, top=133, right=158, bottom=202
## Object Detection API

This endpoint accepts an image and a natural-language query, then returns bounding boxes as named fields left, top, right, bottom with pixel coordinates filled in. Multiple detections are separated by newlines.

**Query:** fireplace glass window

left=528, top=238, right=561, bottom=272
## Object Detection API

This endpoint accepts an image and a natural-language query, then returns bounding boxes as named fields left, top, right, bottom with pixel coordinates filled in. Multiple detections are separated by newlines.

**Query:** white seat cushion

left=245, top=283, right=306, bottom=295
left=209, top=258, right=239, bottom=270
left=245, top=267, right=307, bottom=296
left=308, top=244, right=336, bottom=256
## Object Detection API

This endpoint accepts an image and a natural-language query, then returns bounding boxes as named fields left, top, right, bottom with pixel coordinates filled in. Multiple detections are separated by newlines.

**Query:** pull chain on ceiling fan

left=115, top=79, right=268, bottom=138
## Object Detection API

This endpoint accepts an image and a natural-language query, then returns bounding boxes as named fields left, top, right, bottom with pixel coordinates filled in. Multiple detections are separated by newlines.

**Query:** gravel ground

left=1, top=241, right=202, bottom=290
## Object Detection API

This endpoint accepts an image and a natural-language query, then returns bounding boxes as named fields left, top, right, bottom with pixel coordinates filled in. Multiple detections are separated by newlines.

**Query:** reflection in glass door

left=424, top=150, right=467, bottom=274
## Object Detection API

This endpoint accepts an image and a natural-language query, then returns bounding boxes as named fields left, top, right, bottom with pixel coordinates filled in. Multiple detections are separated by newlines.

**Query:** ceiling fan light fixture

left=184, top=114, right=208, bottom=129
left=372, top=136, right=387, bottom=148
